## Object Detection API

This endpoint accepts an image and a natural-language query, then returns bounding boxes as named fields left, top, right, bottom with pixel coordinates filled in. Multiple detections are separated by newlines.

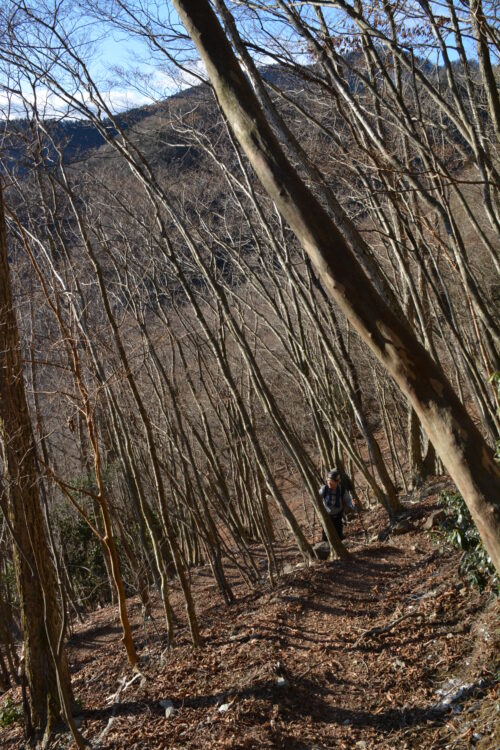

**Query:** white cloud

left=0, top=55, right=208, bottom=122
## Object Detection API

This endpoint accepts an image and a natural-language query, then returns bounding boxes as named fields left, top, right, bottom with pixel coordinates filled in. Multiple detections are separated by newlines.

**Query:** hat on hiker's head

left=327, top=469, right=340, bottom=480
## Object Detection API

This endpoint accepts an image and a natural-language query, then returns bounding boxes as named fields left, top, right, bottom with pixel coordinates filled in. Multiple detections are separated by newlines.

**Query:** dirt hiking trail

left=2, top=479, right=498, bottom=749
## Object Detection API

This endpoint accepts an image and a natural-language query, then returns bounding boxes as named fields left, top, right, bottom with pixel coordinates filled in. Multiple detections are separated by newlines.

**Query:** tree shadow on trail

left=68, top=622, right=123, bottom=647
left=276, top=675, right=493, bottom=736
left=79, top=673, right=491, bottom=728
left=79, top=679, right=294, bottom=721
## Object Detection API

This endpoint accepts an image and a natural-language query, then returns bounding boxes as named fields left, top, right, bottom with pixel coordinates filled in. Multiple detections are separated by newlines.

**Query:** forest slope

left=2, top=479, right=498, bottom=750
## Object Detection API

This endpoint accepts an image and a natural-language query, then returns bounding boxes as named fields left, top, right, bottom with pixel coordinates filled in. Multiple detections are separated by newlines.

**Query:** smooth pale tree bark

left=0, top=185, right=74, bottom=740
left=171, top=0, right=500, bottom=573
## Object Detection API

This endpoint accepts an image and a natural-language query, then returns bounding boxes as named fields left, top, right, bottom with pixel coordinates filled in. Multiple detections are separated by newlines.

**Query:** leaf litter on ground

left=1, top=479, right=498, bottom=750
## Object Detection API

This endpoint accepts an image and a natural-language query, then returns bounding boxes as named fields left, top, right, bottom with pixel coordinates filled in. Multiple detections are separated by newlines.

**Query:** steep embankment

left=2, top=479, right=498, bottom=750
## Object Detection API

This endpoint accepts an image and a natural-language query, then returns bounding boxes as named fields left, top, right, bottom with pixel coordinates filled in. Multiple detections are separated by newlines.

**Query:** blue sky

left=0, top=0, right=484, bottom=120
left=0, top=2, right=204, bottom=119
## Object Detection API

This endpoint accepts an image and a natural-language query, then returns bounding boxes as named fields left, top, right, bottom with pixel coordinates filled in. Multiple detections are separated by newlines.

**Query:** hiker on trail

left=319, top=468, right=359, bottom=541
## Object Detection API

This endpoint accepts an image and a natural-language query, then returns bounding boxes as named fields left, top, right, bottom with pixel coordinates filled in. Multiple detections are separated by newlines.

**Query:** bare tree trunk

left=0, top=185, right=75, bottom=741
left=408, top=407, right=424, bottom=489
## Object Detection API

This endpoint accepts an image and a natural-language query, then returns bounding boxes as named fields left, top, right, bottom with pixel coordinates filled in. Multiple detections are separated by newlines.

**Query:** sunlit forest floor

left=2, top=478, right=499, bottom=749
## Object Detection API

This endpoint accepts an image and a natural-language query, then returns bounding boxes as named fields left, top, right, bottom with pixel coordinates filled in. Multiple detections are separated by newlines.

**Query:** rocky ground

left=1, top=477, right=499, bottom=749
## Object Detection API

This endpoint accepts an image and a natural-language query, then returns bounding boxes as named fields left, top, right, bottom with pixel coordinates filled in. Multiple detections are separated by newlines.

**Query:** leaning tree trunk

left=0, top=185, right=74, bottom=740
left=171, top=0, right=500, bottom=573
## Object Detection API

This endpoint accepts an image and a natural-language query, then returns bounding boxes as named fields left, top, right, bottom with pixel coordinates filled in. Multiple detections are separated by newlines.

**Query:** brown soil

left=2, top=479, right=499, bottom=749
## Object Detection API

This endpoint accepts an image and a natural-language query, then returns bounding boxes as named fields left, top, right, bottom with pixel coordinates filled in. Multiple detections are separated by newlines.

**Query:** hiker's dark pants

left=322, top=513, right=343, bottom=542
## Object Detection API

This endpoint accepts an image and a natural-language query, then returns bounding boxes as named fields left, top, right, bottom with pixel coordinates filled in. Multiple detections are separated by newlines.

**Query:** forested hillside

left=0, top=1, right=498, bottom=748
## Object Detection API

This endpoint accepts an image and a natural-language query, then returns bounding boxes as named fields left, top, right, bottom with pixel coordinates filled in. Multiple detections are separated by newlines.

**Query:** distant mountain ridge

left=0, top=64, right=310, bottom=173
left=0, top=103, right=161, bottom=174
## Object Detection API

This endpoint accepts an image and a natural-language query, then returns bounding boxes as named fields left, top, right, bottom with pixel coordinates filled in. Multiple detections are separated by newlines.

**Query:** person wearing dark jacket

left=319, top=468, right=358, bottom=541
